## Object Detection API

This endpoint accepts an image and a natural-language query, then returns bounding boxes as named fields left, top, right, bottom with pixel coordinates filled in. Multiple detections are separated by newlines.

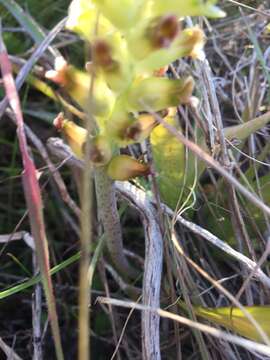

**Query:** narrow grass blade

left=0, top=23, right=64, bottom=360
left=0, top=235, right=105, bottom=300
left=0, top=0, right=59, bottom=56
left=224, top=111, right=270, bottom=141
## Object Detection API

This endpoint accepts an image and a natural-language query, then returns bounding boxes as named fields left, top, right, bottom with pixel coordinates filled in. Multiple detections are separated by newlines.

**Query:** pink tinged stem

left=0, top=24, right=64, bottom=360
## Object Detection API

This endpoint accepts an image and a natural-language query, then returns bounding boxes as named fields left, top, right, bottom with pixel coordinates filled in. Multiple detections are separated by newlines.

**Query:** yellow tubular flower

left=46, top=57, right=115, bottom=117
left=92, top=33, right=133, bottom=93
left=135, top=27, right=205, bottom=73
left=127, top=14, right=181, bottom=61
left=53, top=113, right=87, bottom=159
left=107, top=110, right=158, bottom=146
left=123, top=113, right=158, bottom=143
left=106, top=109, right=136, bottom=146
left=127, top=76, right=194, bottom=112
left=107, top=155, right=150, bottom=181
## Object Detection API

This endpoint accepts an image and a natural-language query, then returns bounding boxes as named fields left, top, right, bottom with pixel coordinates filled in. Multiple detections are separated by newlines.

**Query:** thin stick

left=116, top=182, right=163, bottom=360
left=0, top=337, right=23, bottom=360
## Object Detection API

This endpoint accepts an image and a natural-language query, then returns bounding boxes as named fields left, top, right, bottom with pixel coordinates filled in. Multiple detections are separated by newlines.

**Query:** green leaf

left=224, top=111, right=270, bottom=142
left=150, top=116, right=187, bottom=209
left=193, top=305, right=270, bottom=343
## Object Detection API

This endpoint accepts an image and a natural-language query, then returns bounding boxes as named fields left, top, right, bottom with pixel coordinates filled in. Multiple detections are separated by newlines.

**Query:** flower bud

left=108, top=110, right=136, bottom=145
left=177, top=27, right=205, bottom=60
left=127, top=76, right=194, bottom=111
left=107, top=155, right=150, bottom=181
left=88, top=135, right=112, bottom=166
left=124, top=114, right=158, bottom=143
left=136, top=27, right=205, bottom=73
left=53, top=113, right=87, bottom=158
left=92, top=39, right=116, bottom=71
left=91, top=34, right=132, bottom=93
left=46, top=57, right=115, bottom=117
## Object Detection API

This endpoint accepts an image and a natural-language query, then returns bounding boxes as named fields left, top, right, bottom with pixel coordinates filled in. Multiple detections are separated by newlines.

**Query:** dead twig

left=115, top=182, right=163, bottom=360
left=98, top=297, right=270, bottom=358
left=0, top=337, right=23, bottom=360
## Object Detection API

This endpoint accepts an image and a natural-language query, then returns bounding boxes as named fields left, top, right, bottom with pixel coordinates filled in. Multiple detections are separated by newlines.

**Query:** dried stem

left=32, top=252, right=43, bottom=360
left=116, top=182, right=163, bottom=360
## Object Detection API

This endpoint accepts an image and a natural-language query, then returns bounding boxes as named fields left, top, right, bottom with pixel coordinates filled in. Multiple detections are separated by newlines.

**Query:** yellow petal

left=54, top=113, right=87, bottom=159
left=107, top=155, right=150, bottom=181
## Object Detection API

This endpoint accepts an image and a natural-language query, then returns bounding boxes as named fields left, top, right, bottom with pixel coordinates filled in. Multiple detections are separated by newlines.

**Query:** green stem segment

left=95, top=167, right=138, bottom=279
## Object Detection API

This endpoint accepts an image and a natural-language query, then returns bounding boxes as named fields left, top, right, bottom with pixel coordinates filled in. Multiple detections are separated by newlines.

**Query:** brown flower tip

left=149, top=15, right=180, bottom=49
left=53, top=112, right=66, bottom=130
left=88, top=135, right=112, bottom=166
left=45, top=57, right=69, bottom=86
left=124, top=114, right=158, bottom=142
left=153, top=66, right=169, bottom=77
left=107, top=155, right=150, bottom=181
left=92, top=39, right=118, bottom=71
left=85, top=61, right=93, bottom=73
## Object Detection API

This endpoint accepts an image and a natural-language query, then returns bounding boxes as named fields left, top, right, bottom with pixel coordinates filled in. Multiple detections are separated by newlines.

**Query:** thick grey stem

left=95, top=167, right=138, bottom=279
left=116, top=182, right=163, bottom=360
